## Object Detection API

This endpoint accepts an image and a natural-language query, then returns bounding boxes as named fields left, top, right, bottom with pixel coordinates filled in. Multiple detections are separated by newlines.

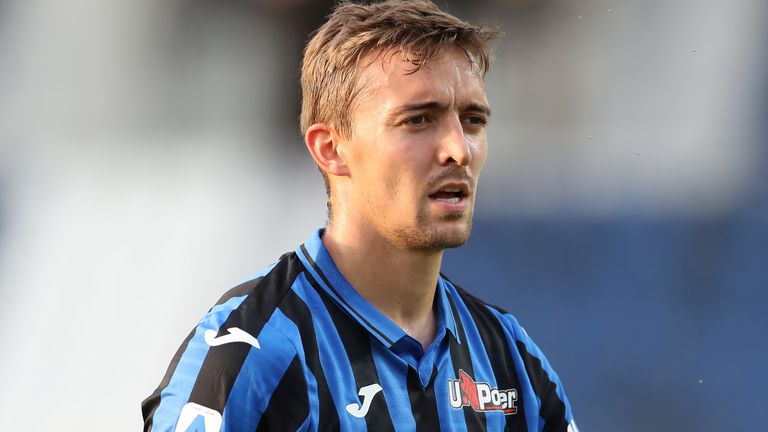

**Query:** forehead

left=356, top=48, right=488, bottom=110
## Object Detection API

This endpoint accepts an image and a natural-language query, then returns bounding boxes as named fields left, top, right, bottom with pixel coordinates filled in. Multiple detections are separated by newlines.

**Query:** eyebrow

left=391, top=101, right=492, bottom=117
left=465, top=103, right=492, bottom=117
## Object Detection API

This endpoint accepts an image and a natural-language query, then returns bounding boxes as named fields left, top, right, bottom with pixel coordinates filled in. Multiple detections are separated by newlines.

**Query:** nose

left=437, top=116, right=472, bottom=167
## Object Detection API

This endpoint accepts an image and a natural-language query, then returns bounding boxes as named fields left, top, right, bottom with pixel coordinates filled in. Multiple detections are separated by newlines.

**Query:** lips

left=429, top=189, right=465, bottom=203
left=428, top=182, right=470, bottom=203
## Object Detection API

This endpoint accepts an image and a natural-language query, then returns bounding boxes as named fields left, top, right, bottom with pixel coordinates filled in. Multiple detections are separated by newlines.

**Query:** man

left=142, top=1, right=578, bottom=430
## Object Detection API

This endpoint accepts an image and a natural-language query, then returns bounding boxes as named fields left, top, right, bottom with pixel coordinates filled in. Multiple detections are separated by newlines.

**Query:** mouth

left=429, top=189, right=465, bottom=203
left=428, top=183, right=470, bottom=204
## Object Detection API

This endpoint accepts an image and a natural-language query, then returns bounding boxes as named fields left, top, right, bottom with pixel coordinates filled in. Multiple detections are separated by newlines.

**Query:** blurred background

left=0, top=0, right=765, bottom=430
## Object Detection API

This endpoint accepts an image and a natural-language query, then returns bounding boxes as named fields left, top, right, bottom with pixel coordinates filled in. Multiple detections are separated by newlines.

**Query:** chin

left=436, top=226, right=473, bottom=248
left=390, top=218, right=473, bottom=251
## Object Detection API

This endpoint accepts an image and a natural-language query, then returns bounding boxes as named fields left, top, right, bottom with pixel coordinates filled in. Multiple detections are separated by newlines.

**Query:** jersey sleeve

left=141, top=295, right=310, bottom=432
left=495, top=311, right=579, bottom=432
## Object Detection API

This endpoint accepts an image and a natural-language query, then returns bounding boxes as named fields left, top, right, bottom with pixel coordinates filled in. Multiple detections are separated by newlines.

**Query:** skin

left=304, top=47, right=489, bottom=349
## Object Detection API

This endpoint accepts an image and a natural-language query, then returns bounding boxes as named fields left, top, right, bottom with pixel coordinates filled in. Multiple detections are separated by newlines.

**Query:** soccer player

left=142, top=1, right=578, bottom=430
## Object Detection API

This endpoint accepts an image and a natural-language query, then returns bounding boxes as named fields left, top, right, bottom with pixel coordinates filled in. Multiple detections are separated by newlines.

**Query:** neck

left=322, top=222, right=442, bottom=349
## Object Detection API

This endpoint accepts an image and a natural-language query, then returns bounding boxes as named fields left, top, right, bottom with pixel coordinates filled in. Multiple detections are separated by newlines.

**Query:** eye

left=404, top=115, right=430, bottom=127
left=462, top=115, right=487, bottom=127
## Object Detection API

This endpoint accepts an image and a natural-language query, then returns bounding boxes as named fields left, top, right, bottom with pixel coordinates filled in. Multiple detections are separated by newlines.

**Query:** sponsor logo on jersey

left=345, top=383, right=383, bottom=418
left=448, top=369, right=518, bottom=415
left=175, top=402, right=222, bottom=432
left=204, top=327, right=260, bottom=349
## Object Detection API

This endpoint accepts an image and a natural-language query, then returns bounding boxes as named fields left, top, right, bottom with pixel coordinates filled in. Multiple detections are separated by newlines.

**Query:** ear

left=305, top=123, right=350, bottom=177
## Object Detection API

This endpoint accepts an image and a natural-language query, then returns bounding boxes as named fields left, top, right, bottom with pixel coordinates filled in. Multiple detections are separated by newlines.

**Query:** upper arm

left=143, top=304, right=308, bottom=432
left=493, top=311, right=578, bottom=432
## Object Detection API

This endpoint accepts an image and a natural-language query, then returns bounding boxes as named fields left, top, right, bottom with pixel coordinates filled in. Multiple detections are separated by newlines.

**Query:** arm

left=495, top=311, right=579, bottom=432
left=142, top=299, right=309, bottom=432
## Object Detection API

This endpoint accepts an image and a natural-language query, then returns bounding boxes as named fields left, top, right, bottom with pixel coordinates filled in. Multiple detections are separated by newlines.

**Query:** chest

left=300, top=325, right=536, bottom=431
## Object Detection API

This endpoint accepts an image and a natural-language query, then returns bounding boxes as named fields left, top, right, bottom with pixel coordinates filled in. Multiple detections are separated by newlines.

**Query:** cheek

left=359, top=151, right=401, bottom=198
left=469, top=136, right=488, bottom=170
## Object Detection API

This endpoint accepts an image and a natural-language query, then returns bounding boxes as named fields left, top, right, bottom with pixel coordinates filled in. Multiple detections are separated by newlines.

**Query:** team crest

left=448, top=369, right=518, bottom=415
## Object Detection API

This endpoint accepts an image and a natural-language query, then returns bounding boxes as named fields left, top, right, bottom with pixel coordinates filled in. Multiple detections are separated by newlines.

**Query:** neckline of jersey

left=295, top=228, right=461, bottom=349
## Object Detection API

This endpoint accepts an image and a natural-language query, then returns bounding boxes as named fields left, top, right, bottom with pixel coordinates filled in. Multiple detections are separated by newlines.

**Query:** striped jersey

left=142, top=229, right=578, bottom=431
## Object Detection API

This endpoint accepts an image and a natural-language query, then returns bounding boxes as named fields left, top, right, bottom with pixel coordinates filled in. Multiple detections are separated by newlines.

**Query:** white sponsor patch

left=448, top=369, right=518, bottom=415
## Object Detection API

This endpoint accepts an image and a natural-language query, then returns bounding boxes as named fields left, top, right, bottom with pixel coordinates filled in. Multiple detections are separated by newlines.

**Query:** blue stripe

left=293, top=272, right=366, bottom=431
left=296, top=233, right=405, bottom=347
left=437, top=279, right=461, bottom=343
left=263, top=289, right=323, bottom=430
left=370, top=342, right=416, bottom=432
left=444, top=285, right=505, bottom=431
left=151, top=296, right=248, bottom=430
left=220, top=309, right=299, bottom=431
left=297, top=414, right=311, bottom=431
left=434, top=348, right=468, bottom=431
left=491, top=309, right=540, bottom=431
left=488, top=308, right=573, bottom=431
left=511, top=319, right=573, bottom=424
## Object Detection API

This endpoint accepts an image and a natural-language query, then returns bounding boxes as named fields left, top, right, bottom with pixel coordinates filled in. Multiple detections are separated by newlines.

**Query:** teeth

left=435, top=197, right=460, bottom=203
left=442, top=189, right=460, bottom=193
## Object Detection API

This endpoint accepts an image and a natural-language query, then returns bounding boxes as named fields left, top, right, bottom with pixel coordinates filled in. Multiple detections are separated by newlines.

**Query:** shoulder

left=189, top=251, right=312, bottom=373
left=209, top=251, right=305, bottom=316
left=191, top=251, right=306, bottom=351
left=440, top=274, right=576, bottom=429
left=440, top=273, right=526, bottom=341
left=142, top=252, right=311, bottom=431
left=441, top=273, right=562, bottom=350
left=441, top=274, right=560, bottom=380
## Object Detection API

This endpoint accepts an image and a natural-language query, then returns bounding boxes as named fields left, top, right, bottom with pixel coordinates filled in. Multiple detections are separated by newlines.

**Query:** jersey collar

left=296, top=229, right=461, bottom=348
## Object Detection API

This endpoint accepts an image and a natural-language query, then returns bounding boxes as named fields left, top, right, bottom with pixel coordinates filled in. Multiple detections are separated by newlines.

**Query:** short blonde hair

left=300, top=0, right=500, bottom=138
left=301, top=0, right=499, bottom=219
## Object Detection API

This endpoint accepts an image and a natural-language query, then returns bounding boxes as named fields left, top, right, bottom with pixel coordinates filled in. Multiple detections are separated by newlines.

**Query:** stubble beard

left=388, top=206, right=474, bottom=252
left=369, top=168, right=478, bottom=252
